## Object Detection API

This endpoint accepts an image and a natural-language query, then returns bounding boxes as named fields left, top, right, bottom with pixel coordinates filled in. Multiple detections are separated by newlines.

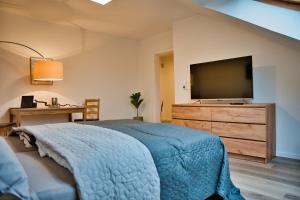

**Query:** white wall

left=173, top=14, right=300, bottom=159
left=0, top=11, right=138, bottom=124
left=137, top=31, right=173, bottom=122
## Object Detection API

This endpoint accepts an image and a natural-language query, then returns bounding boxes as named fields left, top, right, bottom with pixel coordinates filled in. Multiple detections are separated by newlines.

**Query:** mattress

left=4, top=136, right=78, bottom=200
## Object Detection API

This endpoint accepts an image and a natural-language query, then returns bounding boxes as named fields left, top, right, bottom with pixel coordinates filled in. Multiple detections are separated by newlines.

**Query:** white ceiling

left=0, top=0, right=198, bottom=39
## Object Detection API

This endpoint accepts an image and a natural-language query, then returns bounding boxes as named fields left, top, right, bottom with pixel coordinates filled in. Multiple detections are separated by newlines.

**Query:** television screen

left=190, top=56, right=253, bottom=99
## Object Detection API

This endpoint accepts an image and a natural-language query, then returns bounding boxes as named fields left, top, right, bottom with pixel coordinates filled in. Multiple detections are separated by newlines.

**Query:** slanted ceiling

left=0, top=0, right=299, bottom=41
left=0, top=0, right=196, bottom=39
left=193, top=0, right=300, bottom=41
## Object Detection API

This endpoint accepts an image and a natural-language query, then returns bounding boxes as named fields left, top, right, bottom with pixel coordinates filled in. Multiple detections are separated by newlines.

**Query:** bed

left=0, top=120, right=244, bottom=200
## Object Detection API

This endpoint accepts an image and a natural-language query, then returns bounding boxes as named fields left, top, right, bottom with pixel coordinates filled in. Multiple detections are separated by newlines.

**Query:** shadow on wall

left=0, top=48, right=77, bottom=123
left=54, top=38, right=138, bottom=120
left=0, top=90, right=78, bottom=123
left=0, top=48, right=30, bottom=102
left=253, top=65, right=300, bottom=159
left=253, top=65, right=276, bottom=102
left=276, top=106, right=300, bottom=159
left=0, top=26, right=138, bottom=123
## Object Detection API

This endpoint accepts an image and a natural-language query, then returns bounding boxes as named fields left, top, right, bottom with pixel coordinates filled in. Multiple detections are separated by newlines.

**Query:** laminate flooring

left=230, top=157, right=300, bottom=200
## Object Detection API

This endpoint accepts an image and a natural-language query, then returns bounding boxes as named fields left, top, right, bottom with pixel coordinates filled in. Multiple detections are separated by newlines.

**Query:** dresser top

left=173, top=103, right=275, bottom=108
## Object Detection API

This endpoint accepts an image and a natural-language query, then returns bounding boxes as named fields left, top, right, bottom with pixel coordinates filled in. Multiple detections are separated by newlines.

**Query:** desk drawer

left=222, top=137, right=266, bottom=158
left=212, top=107, right=266, bottom=124
left=172, top=106, right=211, bottom=121
left=212, top=122, right=266, bottom=141
left=172, top=119, right=211, bottom=132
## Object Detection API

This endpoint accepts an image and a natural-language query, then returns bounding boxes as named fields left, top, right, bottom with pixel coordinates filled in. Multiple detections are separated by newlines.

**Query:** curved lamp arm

left=0, top=40, right=45, bottom=58
left=0, top=40, right=63, bottom=85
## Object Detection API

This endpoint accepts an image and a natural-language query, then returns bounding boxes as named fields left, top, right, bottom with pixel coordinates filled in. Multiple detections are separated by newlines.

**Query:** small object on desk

left=52, top=97, right=58, bottom=106
left=21, top=96, right=35, bottom=108
left=34, top=98, right=77, bottom=108
left=0, top=122, right=17, bottom=136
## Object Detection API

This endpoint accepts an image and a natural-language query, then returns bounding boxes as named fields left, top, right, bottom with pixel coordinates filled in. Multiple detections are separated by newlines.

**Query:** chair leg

left=0, top=124, right=16, bottom=137
left=0, top=128, right=7, bottom=137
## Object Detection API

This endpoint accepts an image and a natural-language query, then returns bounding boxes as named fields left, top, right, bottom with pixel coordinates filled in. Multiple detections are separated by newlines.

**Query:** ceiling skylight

left=90, top=0, right=112, bottom=5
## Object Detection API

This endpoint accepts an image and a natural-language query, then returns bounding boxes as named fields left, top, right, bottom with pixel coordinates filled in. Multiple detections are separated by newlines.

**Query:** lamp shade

left=33, top=60, right=63, bottom=81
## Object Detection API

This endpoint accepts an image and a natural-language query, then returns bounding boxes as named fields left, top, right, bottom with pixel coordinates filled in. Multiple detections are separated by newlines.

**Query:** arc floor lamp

left=0, top=41, right=63, bottom=85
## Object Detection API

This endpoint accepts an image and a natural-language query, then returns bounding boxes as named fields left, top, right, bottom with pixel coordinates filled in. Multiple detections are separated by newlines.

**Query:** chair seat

left=85, top=119, right=99, bottom=122
left=74, top=119, right=99, bottom=122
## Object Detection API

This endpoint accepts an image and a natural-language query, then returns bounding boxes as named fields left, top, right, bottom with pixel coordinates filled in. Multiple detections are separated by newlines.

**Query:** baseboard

left=276, top=151, right=300, bottom=160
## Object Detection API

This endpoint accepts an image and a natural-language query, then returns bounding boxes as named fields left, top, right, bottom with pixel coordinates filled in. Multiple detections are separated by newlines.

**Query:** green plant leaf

left=137, top=99, right=144, bottom=107
left=130, top=92, right=143, bottom=110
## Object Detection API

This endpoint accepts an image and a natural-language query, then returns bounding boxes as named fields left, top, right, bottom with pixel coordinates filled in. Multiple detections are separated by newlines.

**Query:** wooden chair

left=74, top=99, right=100, bottom=122
left=84, top=99, right=100, bottom=121
left=0, top=122, right=16, bottom=137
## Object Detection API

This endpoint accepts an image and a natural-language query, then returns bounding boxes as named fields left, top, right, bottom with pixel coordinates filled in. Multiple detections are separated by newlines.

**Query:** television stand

left=172, top=103, right=275, bottom=163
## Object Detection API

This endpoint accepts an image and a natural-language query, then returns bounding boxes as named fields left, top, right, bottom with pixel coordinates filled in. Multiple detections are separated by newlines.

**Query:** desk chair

left=0, top=122, right=17, bottom=137
left=75, top=99, right=100, bottom=121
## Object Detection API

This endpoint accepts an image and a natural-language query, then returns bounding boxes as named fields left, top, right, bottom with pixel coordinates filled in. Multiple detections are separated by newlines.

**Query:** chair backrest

left=85, top=99, right=100, bottom=121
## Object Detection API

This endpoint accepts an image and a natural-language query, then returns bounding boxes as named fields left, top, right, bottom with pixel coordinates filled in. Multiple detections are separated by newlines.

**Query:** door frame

left=154, top=50, right=174, bottom=122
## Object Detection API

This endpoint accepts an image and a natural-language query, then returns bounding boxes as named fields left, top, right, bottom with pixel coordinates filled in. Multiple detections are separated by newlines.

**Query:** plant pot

left=133, top=116, right=144, bottom=121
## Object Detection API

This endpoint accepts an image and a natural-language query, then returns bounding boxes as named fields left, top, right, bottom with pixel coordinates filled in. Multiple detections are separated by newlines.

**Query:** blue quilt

left=84, top=120, right=244, bottom=200
left=22, top=123, right=160, bottom=200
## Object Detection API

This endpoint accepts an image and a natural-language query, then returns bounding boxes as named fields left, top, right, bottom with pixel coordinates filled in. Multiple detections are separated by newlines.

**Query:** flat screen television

left=190, top=56, right=253, bottom=100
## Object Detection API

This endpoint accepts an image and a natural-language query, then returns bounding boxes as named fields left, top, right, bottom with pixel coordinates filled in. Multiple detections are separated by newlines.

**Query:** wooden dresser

left=172, top=103, right=275, bottom=163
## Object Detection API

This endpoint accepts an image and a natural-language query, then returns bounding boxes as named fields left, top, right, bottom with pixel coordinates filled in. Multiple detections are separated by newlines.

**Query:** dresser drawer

left=211, top=107, right=266, bottom=124
left=212, top=122, right=266, bottom=141
left=222, top=137, right=266, bottom=158
left=172, top=106, right=211, bottom=121
left=172, top=119, right=211, bottom=132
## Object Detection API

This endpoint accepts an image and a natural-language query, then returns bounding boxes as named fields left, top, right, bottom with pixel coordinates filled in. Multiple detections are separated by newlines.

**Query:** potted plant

left=130, top=92, right=144, bottom=121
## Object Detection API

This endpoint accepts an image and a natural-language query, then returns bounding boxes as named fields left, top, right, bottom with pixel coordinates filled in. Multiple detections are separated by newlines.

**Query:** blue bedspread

left=84, top=120, right=244, bottom=200
left=22, top=123, right=160, bottom=200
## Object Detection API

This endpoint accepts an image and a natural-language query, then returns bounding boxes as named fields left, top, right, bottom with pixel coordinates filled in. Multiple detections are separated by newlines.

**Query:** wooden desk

left=10, top=107, right=86, bottom=126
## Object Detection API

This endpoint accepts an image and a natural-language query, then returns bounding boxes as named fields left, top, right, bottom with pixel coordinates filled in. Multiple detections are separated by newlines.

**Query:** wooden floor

left=230, top=157, right=300, bottom=200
